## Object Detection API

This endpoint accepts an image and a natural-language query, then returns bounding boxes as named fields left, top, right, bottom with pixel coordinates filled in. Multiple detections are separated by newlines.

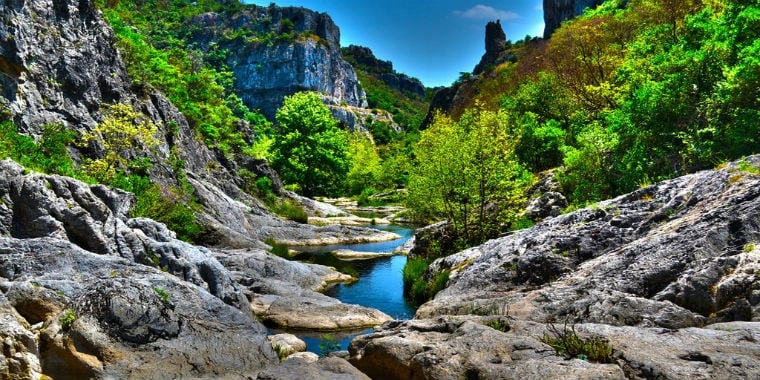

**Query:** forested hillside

left=409, top=0, right=759, bottom=248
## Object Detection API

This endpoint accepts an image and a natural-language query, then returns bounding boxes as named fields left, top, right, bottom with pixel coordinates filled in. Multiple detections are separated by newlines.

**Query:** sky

left=243, top=1, right=545, bottom=87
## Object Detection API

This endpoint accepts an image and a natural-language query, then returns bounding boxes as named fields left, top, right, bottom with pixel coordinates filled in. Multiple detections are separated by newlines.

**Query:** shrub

left=541, top=323, right=613, bottom=363
left=153, top=286, right=170, bottom=303
left=271, top=199, right=308, bottom=224
left=60, top=308, right=77, bottom=330
left=264, top=238, right=290, bottom=258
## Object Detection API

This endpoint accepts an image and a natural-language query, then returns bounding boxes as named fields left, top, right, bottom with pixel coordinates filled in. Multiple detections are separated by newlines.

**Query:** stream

left=276, top=224, right=417, bottom=355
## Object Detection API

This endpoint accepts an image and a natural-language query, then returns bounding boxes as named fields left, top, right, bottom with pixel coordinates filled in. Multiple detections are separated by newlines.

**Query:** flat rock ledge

left=349, top=317, right=760, bottom=380
left=261, top=295, right=393, bottom=330
left=332, top=249, right=396, bottom=260
left=273, top=225, right=401, bottom=246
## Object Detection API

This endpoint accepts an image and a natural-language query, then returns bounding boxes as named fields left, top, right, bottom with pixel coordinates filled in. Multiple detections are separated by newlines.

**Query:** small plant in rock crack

left=60, top=308, right=76, bottom=330
left=485, top=318, right=510, bottom=332
left=153, top=286, right=170, bottom=303
left=540, top=322, right=613, bottom=363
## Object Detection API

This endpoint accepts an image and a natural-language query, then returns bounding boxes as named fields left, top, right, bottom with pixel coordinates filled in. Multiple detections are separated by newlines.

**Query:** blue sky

left=243, top=1, right=545, bottom=87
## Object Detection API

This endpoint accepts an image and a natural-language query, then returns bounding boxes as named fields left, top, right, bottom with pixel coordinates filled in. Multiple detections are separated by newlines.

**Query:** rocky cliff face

left=0, top=159, right=392, bottom=378
left=543, top=0, right=607, bottom=38
left=0, top=0, right=131, bottom=135
left=0, top=0, right=397, bottom=248
left=342, top=45, right=426, bottom=98
left=188, top=6, right=367, bottom=122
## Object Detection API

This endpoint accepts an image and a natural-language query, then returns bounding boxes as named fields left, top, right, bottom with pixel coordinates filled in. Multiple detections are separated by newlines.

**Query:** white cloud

left=534, top=3, right=543, bottom=11
left=454, top=5, right=519, bottom=21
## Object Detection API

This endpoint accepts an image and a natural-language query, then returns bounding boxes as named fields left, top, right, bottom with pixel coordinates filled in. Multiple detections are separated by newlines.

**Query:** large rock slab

left=0, top=237, right=278, bottom=379
left=418, top=157, right=760, bottom=327
left=349, top=317, right=760, bottom=380
left=258, top=356, right=370, bottom=380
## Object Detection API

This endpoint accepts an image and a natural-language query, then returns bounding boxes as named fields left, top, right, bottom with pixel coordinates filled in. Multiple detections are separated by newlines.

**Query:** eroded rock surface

left=418, top=157, right=760, bottom=326
left=350, top=317, right=760, bottom=380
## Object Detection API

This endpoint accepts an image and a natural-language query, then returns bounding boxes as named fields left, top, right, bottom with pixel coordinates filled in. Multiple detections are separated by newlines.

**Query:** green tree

left=346, top=132, right=382, bottom=195
left=271, top=92, right=350, bottom=197
left=407, top=108, right=530, bottom=245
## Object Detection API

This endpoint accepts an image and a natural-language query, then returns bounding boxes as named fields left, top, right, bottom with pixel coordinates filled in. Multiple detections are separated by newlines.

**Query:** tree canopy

left=271, top=92, right=350, bottom=197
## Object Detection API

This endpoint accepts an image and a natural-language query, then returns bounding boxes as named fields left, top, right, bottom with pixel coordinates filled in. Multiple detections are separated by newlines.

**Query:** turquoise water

left=284, top=224, right=417, bottom=354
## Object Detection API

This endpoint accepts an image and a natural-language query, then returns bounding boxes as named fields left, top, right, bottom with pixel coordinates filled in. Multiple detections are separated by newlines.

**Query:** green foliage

left=541, top=323, right=613, bottom=363
left=402, top=258, right=448, bottom=305
left=112, top=173, right=203, bottom=242
left=346, top=133, right=382, bottom=195
left=264, top=238, right=291, bottom=258
left=81, top=103, right=159, bottom=183
left=485, top=318, right=510, bottom=332
left=269, top=199, right=308, bottom=224
left=272, top=92, right=350, bottom=197
left=97, top=1, right=266, bottom=156
left=60, top=308, right=77, bottom=330
left=0, top=117, right=78, bottom=177
left=153, top=286, right=170, bottom=303
left=407, top=108, right=532, bottom=246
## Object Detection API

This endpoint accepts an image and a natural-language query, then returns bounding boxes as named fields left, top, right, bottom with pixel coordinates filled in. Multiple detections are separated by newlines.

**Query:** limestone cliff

left=187, top=6, right=367, bottom=123
left=0, top=0, right=396, bottom=248
left=342, top=45, right=426, bottom=99
left=543, top=0, right=607, bottom=38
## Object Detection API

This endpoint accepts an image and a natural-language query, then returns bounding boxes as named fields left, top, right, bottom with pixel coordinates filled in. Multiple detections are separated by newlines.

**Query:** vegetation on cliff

left=408, top=0, right=759, bottom=257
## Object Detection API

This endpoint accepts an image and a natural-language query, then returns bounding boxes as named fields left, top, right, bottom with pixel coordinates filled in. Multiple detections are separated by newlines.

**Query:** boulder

left=349, top=317, right=760, bottom=379
left=264, top=295, right=392, bottom=330
left=349, top=317, right=625, bottom=380
left=258, top=356, right=370, bottom=380
left=0, top=237, right=278, bottom=379
left=417, top=157, right=760, bottom=327
left=269, top=333, right=307, bottom=357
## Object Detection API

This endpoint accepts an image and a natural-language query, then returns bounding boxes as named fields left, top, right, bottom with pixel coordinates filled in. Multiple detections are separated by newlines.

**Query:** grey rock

left=0, top=0, right=131, bottom=134
left=543, top=0, right=608, bottom=38
left=258, top=356, right=370, bottom=380
left=418, top=157, right=760, bottom=327
left=188, top=6, right=366, bottom=122
left=269, top=333, right=307, bottom=357
left=0, top=292, right=42, bottom=380
left=350, top=317, right=760, bottom=380
left=349, top=317, right=626, bottom=380
left=0, top=237, right=278, bottom=379
left=0, top=161, right=250, bottom=312
left=526, top=191, right=569, bottom=221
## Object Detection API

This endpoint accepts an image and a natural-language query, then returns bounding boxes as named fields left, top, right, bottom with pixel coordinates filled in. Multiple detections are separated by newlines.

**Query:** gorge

left=1, top=0, right=760, bottom=379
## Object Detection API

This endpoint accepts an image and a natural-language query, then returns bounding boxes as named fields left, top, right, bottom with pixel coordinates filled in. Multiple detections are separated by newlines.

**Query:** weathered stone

left=269, top=333, right=307, bottom=357
left=418, top=157, right=760, bottom=327
left=543, top=0, right=608, bottom=38
left=351, top=317, right=760, bottom=380
left=258, top=356, right=370, bottom=380
left=0, top=237, right=278, bottom=379
left=350, top=317, right=626, bottom=380
left=188, top=6, right=366, bottom=122
left=264, top=295, right=392, bottom=330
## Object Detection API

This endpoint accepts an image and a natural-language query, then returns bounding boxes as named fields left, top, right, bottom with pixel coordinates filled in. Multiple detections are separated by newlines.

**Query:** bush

left=541, top=323, right=613, bottom=363
left=403, top=258, right=449, bottom=305
left=264, top=238, right=290, bottom=258
left=271, top=199, right=308, bottom=224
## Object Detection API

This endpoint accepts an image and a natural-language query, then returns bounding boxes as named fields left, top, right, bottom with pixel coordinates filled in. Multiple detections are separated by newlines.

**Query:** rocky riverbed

left=0, top=159, right=396, bottom=378
left=347, top=156, right=760, bottom=379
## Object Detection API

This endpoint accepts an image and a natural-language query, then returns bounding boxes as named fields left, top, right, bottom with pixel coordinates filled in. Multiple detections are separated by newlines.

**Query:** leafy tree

left=271, top=92, right=350, bottom=197
left=407, top=108, right=531, bottom=245
left=346, top=132, right=382, bottom=195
